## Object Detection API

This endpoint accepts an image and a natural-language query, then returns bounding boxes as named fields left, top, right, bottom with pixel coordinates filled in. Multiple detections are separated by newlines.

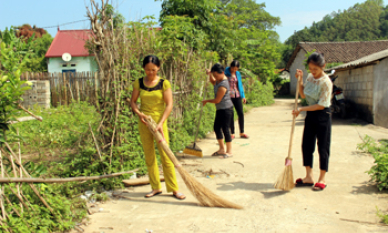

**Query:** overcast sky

left=0, top=0, right=375, bottom=42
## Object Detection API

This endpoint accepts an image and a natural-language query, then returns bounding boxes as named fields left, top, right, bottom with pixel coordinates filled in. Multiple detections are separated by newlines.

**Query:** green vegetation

left=282, top=0, right=387, bottom=65
left=358, top=135, right=388, bottom=223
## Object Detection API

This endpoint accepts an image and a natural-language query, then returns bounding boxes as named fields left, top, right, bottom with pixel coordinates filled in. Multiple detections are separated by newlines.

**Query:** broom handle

left=287, top=75, right=301, bottom=160
left=145, top=116, right=181, bottom=166
left=193, top=62, right=212, bottom=146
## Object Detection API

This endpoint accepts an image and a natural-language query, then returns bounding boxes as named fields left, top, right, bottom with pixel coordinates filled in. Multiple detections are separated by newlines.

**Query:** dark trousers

left=214, top=108, right=233, bottom=143
left=230, top=97, right=244, bottom=134
left=302, top=108, right=332, bottom=172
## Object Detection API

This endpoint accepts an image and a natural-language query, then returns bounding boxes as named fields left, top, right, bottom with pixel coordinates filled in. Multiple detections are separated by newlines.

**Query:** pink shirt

left=228, top=74, right=240, bottom=98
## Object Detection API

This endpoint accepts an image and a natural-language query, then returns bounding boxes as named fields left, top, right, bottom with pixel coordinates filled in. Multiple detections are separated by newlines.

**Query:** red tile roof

left=285, top=40, right=388, bottom=70
left=45, top=30, right=94, bottom=58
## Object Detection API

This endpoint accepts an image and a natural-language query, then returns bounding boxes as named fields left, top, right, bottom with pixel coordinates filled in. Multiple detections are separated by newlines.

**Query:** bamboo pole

left=0, top=168, right=139, bottom=183
left=17, top=129, right=23, bottom=212
left=0, top=151, right=6, bottom=219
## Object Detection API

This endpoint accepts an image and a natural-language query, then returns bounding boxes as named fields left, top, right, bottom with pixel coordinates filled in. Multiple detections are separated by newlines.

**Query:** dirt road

left=78, top=99, right=388, bottom=233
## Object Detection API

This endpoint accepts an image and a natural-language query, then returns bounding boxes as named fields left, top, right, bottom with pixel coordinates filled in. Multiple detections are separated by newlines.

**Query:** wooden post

left=0, top=150, right=6, bottom=219
left=94, top=72, right=100, bottom=109
left=63, top=73, right=68, bottom=105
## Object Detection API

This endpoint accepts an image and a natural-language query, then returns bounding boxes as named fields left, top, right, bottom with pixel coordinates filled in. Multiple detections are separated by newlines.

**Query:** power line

left=41, top=19, right=90, bottom=29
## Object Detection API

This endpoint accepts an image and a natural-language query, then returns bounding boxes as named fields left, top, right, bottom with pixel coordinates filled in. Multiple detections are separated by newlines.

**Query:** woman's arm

left=130, top=88, right=147, bottom=124
left=296, top=69, right=306, bottom=99
left=154, top=88, right=173, bottom=136
left=206, top=69, right=216, bottom=85
left=203, top=87, right=227, bottom=105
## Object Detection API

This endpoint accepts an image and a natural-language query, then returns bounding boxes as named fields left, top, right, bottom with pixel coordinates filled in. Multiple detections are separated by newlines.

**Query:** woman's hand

left=295, top=69, right=303, bottom=79
left=292, top=108, right=301, bottom=117
left=155, top=122, right=165, bottom=139
left=242, top=98, right=247, bottom=104
left=138, top=112, right=148, bottom=125
left=202, top=100, right=208, bottom=106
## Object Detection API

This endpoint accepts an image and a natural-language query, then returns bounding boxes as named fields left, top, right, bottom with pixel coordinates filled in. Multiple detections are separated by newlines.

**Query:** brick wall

left=21, top=81, right=51, bottom=109
left=335, top=65, right=374, bottom=122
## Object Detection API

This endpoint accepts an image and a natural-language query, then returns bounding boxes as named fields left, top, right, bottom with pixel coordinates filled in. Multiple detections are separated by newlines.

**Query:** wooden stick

left=3, top=195, right=20, bottom=217
left=0, top=168, right=139, bottom=183
left=89, top=123, right=103, bottom=162
left=0, top=150, right=6, bottom=219
left=286, top=76, right=301, bottom=160
left=122, top=176, right=164, bottom=187
left=17, top=104, right=43, bottom=122
left=340, top=218, right=388, bottom=226
left=17, top=129, right=23, bottom=212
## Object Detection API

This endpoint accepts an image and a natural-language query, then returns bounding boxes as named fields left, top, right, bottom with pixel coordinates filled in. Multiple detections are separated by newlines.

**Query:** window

left=71, top=64, right=76, bottom=67
left=62, top=64, right=67, bottom=67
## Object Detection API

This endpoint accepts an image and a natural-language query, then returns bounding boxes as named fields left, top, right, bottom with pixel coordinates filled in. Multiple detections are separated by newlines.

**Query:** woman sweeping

left=203, top=64, right=234, bottom=159
left=130, top=55, right=186, bottom=200
left=293, top=52, right=333, bottom=191
left=225, top=60, right=249, bottom=139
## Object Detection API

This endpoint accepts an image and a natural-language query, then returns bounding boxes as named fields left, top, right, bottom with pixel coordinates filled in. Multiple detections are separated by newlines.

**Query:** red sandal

left=240, top=134, right=249, bottom=139
left=313, top=183, right=327, bottom=191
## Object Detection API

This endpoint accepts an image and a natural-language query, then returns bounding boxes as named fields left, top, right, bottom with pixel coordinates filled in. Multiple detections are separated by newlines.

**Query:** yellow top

left=133, top=77, right=171, bottom=115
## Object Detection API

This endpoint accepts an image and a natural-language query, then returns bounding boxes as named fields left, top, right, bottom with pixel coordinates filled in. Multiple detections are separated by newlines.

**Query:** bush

left=358, top=136, right=388, bottom=223
left=243, top=79, right=275, bottom=107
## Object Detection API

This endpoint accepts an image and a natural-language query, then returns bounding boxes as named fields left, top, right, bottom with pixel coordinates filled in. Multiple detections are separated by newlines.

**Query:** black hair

left=211, top=63, right=225, bottom=74
left=307, top=52, right=325, bottom=68
left=143, top=55, right=161, bottom=68
left=230, top=60, right=240, bottom=68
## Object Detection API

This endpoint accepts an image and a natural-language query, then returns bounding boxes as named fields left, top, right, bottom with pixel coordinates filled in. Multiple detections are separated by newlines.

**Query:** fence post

left=94, top=72, right=100, bottom=109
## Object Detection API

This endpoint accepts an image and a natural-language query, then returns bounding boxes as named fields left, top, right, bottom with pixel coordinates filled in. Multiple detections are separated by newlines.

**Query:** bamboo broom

left=274, top=75, right=301, bottom=191
left=144, top=115, right=242, bottom=209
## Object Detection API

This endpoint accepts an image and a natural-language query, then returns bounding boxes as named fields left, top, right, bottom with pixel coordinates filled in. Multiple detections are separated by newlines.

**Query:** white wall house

left=45, top=29, right=98, bottom=74
left=286, top=41, right=388, bottom=95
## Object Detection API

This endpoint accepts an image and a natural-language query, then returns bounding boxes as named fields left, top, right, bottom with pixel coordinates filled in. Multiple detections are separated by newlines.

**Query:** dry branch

left=0, top=168, right=139, bottom=183
left=17, top=104, right=43, bottom=122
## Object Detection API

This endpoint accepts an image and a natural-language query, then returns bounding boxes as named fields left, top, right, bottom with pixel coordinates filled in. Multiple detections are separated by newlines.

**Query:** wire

left=41, top=19, right=90, bottom=29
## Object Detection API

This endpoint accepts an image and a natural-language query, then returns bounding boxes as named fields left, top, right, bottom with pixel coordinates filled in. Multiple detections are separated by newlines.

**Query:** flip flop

left=144, top=191, right=162, bottom=198
left=313, top=183, right=327, bottom=191
left=212, top=151, right=226, bottom=157
left=219, top=154, right=233, bottom=159
left=295, top=178, right=314, bottom=187
left=240, top=134, right=249, bottom=139
left=173, top=192, right=186, bottom=200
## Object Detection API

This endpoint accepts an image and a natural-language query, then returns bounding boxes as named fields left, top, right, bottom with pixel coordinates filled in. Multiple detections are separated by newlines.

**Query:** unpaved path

left=77, top=99, right=388, bottom=233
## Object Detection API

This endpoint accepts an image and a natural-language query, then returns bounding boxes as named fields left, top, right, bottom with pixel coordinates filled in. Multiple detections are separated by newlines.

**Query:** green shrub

left=243, top=79, right=275, bottom=107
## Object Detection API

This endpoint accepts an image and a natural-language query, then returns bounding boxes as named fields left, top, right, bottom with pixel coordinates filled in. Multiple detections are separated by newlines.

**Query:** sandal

left=144, top=191, right=162, bottom=198
left=313, top=183, right=327, bottom=191
left=212, top=151, right=226, bottom=157
left=219, top=154, right=233, bottom=159
left=173, top=192, right=186, bottom=200
left=231, top=135, right=235, bottom=139
left=240, top=134, right=249, bottom=139
left=295, top=178, right=314, bottom=187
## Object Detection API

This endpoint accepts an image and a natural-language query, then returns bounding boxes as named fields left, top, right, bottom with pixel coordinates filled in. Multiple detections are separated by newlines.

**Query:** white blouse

left=303, top=73, right=333, bottom=108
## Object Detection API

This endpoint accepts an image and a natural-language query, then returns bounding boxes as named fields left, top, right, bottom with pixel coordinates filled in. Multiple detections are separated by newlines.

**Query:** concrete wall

left=21, top=81, right=51, bottom=109
left=47, top=56, right=98, bottom=73
left=373, top=58, right=388, bottom=128
left=335, top=66, right=374, bottom=122
left=289, top=50, right=308, bottom=95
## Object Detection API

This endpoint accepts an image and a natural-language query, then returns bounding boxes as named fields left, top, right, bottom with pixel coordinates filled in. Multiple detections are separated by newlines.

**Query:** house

left=286, top=41, right=388, bottom=95
left=45, top=29, right=98, bottom=74
left=326, top=49, right=388, bottom=128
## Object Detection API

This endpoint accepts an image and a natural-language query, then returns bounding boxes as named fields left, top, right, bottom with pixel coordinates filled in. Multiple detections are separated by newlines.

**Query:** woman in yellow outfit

left=130, top=55, right=186, bottom=200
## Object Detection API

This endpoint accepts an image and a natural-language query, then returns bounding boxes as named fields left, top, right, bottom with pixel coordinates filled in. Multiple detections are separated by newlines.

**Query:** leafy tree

left=282, top=0, right=384, bottom=66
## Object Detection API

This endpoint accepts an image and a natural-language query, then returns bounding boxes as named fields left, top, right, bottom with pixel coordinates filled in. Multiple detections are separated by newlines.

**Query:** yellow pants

left=138, top=114, right=179, bottom=193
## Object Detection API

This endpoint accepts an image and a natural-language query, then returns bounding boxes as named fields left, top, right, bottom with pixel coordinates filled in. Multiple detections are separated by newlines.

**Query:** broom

left=144, top=115, right=243, bottom=209
left=182, top=75, right=210, bottom=157
left=274, top=75, right=301, bottom=191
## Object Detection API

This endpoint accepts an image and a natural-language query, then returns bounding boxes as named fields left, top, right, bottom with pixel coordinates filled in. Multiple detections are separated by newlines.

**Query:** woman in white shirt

left=292, top=52, right=333, bottom=191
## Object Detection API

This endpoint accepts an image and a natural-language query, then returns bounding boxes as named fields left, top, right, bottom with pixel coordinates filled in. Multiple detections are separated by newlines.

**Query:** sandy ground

left=75, top=99, right=388, bottom=233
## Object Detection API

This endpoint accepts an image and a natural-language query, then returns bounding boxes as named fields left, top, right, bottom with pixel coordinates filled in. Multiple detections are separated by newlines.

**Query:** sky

left=0, top=0, right=376, bottom=42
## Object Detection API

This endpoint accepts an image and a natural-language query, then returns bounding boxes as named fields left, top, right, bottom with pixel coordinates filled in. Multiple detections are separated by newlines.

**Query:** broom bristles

left=274, top=165, right=295, bottom=191
left=177, top=166, right=243, bottom=209
left=183, top=147, right=203, bottom=157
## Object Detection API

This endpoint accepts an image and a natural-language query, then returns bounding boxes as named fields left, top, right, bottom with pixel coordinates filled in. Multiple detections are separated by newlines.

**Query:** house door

left=62, top=69, right=76, bottom=87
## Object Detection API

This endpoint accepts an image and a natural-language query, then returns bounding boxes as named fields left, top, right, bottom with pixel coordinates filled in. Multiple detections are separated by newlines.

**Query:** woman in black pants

left=225, top=60, right=249, bottom=139
left=203, top=64, right=234, bottom=159
left=292, top=52, right=333, bottom=191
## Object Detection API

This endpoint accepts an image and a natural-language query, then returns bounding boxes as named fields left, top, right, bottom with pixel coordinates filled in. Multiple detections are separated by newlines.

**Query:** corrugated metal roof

left=286, top=40, right=388, bottom=70
left=45, top=30, right=94, bottom=58
left=326, top=49, right=388, bottom=71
